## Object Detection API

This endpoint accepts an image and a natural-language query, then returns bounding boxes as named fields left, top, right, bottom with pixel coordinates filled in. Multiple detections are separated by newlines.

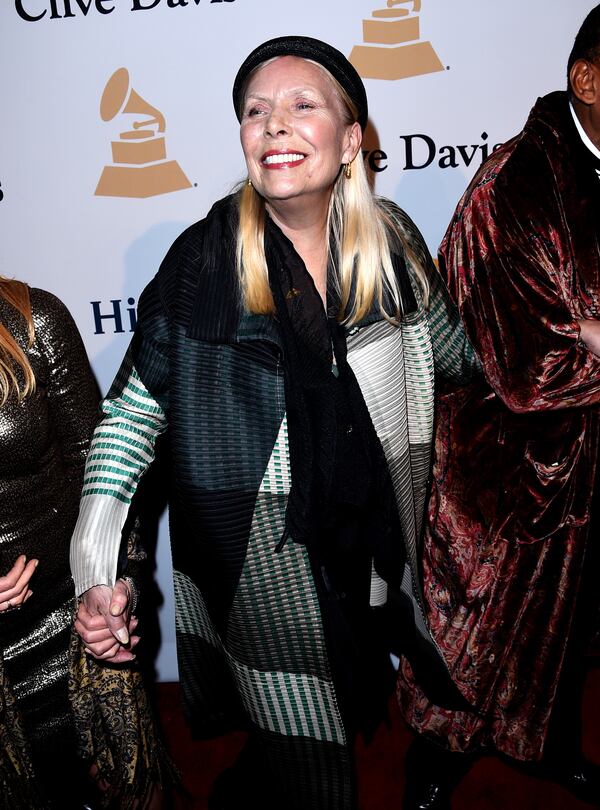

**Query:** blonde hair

left=235, top=61, right=429, bottom=325
left=0, top=277, right=36, bottom=405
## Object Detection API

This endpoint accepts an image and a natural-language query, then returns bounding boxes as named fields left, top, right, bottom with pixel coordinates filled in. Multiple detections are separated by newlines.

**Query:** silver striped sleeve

left=70, top=364, right=167, bottom=595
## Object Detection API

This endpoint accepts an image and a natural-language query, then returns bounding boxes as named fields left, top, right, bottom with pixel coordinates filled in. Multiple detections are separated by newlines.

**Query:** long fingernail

left=116, top=628, right=129, bottom=644
left=110, top=604, right=121, bottom=616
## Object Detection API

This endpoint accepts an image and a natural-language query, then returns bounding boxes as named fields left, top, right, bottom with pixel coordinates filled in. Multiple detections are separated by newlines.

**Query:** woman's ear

left=342, top=121, right=363, bottom=164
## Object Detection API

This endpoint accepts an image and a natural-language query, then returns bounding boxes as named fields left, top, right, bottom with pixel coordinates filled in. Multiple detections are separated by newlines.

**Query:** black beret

left=232, top=35, right=368, bottom=131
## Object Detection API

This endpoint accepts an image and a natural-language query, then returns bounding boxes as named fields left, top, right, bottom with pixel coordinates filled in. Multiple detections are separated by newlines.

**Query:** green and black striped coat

left=71, top=193, right=478, bottom=809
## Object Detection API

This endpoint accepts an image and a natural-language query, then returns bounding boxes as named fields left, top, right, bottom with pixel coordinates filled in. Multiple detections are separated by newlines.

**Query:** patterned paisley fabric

left=68, top=627, right=173, bottom=809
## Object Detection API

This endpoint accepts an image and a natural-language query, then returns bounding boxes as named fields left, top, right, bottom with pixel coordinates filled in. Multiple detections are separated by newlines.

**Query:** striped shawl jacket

left=70, top=194, right=478, bottom=807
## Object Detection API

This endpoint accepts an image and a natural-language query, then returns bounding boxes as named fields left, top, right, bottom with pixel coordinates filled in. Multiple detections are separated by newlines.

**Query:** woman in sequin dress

left=0, top=277, right=167, bottom=809
left=0, top=276, right=100, bottom=807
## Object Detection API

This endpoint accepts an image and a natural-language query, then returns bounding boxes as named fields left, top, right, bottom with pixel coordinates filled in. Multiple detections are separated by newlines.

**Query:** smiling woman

left=240, top=57, right=359, bottom=206
left=237, top=55, right=362, bottom=308
left=70, top=35, right=480, bottom=810
left=240, top=56, right=362, bottom=311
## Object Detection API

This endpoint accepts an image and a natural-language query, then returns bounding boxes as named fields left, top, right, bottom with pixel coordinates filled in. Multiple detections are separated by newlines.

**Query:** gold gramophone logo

left=350, top=0, right=444, bottom=80
left=95, top=68, right=192, bottom=198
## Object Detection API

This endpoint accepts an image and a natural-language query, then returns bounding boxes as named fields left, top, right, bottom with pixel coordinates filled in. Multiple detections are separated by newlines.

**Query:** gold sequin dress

left=0, top=287, right=99, bottom=807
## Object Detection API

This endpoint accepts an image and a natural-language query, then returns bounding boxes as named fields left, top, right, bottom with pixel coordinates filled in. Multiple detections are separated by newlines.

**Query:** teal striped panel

left=229, top=658, right=346, bottom=745
left=174, top=570, right=221, bottom=648
left=81, top=364, right=166, bottom=505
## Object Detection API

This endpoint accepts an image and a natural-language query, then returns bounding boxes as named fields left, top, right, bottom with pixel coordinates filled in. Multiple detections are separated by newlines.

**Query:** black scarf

left=265, top=218, right=416, bottom=584
left=265, top=218, right=418, bottom=734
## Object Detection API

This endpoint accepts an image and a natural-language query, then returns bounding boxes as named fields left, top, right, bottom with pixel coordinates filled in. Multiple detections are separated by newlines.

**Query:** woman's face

left=240, top=56, right=361, bottom=213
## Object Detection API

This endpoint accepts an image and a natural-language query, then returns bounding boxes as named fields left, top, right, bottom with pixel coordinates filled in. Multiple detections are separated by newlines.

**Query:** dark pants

left=544, top=496, right=600, bottom=761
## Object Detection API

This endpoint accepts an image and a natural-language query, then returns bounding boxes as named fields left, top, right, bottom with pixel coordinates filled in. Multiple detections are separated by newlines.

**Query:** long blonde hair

left=235, top=61, right=429, bottom=325
left=0, top=278, right=36, bottom=405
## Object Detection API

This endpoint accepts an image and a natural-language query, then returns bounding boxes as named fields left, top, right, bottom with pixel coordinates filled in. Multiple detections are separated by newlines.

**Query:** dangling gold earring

left=344, top=162, right=352, bottom=179
left=247, top=177, right=252, bottom=188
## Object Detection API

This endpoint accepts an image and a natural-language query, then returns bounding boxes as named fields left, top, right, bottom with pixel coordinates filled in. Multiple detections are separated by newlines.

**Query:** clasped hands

left=75, top=580, right=140, bottom=663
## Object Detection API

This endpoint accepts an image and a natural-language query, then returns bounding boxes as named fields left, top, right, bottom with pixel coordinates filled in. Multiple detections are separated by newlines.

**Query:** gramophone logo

left=350, top=0, right=444, bottom=81
left=95, top=68, right=191, bottom=199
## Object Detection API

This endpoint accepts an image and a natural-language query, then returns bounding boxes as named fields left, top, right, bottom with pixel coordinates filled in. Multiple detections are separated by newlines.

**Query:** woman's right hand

left=0, top=555, right=38, bottom=611
left=75, top=581, right=140, bottom=663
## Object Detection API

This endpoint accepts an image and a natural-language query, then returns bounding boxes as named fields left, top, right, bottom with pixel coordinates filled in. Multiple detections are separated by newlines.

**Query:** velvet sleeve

left=440, top=166, right=600, bottom=413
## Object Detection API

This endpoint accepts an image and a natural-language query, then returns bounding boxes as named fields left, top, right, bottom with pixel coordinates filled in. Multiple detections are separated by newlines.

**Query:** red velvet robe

left=398, top=91, right=600, bottom=760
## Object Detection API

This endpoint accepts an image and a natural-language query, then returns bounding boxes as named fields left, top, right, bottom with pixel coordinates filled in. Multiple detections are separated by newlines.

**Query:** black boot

left=531, top=754, right=600, bottom=807
left=403, top=736, right=474, bottom=810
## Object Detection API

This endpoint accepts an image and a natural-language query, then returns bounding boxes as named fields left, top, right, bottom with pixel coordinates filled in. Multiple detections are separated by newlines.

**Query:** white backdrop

left=1, top=0, right=596, bottom=680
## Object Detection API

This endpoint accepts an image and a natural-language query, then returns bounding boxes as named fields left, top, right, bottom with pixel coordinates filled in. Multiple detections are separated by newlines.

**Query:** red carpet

left=156, top=664, right=600, bottom=809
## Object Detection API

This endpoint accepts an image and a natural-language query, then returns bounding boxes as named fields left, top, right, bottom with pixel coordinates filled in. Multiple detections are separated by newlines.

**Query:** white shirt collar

left=569, top=100, right=600, bottom=169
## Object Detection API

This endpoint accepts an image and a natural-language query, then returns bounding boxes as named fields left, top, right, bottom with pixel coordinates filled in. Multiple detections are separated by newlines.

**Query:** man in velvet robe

left=399, top=7, right=600, bottom=809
